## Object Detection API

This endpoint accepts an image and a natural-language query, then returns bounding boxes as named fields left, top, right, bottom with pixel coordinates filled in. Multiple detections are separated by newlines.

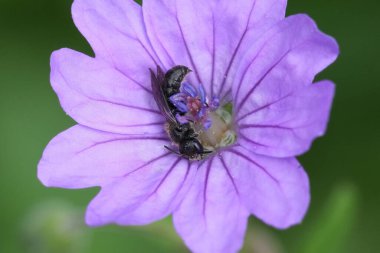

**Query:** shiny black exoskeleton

left=167, top=122, right=206, bottom=159
left=163, top=65, right=191, bottom=97
left=150, top=65, right=211, bottom=160
left=162, top=65, right=191, bottom=116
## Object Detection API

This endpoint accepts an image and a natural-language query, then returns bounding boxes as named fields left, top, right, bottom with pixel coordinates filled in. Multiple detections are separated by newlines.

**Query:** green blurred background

left=0, top=0, right=379, bottom=252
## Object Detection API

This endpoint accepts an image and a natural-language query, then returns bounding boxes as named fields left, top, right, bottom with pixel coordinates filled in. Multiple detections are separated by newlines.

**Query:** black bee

left=150, top=65, right=211, bottom=160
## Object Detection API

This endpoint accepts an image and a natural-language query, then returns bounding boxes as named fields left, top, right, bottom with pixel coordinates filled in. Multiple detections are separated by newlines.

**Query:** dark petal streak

left=76, top=135, right=167, bottom=155
left=235, top=49, right=291, bottom=113
left=146, top=157, right=182, bottom=198
left=238, top=134, right=268, bottom=147
left=57, top=69, right=160, bottom=114
left=216, top=0, right=258, bottom=97
left=226, top=149, right=280, bottom=186
left=142, top=5, right=176, bottom=67
left=210, top=14, right=216, bottom=97
left=240, top=124, right=293, bottom=131
left=232, top=32, right=279, bottom=105
left=175, top=15, right=204, bottom=85
left=218, top=156, right=240, bottom=195
left=202, top=158, right=213, bottom=217
left=236, top=93, right=293, bottom=122
left=122, top=152, right=172, bottom=178
left=80, top=9, right=162, bottom=92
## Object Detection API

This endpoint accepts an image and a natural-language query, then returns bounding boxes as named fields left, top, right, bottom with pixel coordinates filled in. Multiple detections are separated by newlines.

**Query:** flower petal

left=50, top=48, right=164, bottom=134
left=86, top=157, right=196, bottom=226
left=143, top=0, right=286, bottom=96
left=38, top=125, right=169, bottom=189
left=173, top=158, right=249, bottom=253
left=233, top=14, right=338, bottom=157
left=238, top=80, right=335, bottom=157
left=72, top=0, right=164, bottom=85
left=222, top=146, right=310, bottom=229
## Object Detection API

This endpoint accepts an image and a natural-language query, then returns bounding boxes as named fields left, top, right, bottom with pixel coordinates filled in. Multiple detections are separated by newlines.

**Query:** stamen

left=198, top=84, right=206, bottom=104
left=181, top=82, right=197, bottom=97
left=170, top=83, right=213, bottom=129
left=169, top=81, right=237, bottom=150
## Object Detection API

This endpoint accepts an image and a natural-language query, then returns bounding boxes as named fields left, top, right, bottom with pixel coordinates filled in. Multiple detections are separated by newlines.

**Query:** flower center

left=197, top=103, right=237, bottom=151
left=169, top=83, right=237, bottom=152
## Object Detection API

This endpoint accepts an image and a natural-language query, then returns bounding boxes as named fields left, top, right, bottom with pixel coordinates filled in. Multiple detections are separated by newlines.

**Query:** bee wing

left=150, top=66, right=177, bottom=123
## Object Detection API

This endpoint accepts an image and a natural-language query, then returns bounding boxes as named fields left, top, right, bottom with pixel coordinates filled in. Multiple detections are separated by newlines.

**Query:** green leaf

left=20, top=201, right=90, bottom=253
left=298, top=183, right=358, bottom=253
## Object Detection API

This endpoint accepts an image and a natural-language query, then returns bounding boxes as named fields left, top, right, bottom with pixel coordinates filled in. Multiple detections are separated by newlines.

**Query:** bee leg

left=164, top=145, right=180, bottom=155
left=164, top=145, right=187, bottom=159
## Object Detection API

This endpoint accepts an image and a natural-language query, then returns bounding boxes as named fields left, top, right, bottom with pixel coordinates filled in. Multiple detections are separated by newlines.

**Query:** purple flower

left=38, top=0, right=338, bottom=252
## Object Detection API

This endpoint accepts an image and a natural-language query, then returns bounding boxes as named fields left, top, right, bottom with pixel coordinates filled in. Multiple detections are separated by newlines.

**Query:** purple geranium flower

left=38, top=0, right=338, bottom=252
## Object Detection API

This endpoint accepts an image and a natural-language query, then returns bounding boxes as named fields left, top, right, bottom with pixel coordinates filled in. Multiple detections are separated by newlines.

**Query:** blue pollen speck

left=169, top=83, right=219, bottom=129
